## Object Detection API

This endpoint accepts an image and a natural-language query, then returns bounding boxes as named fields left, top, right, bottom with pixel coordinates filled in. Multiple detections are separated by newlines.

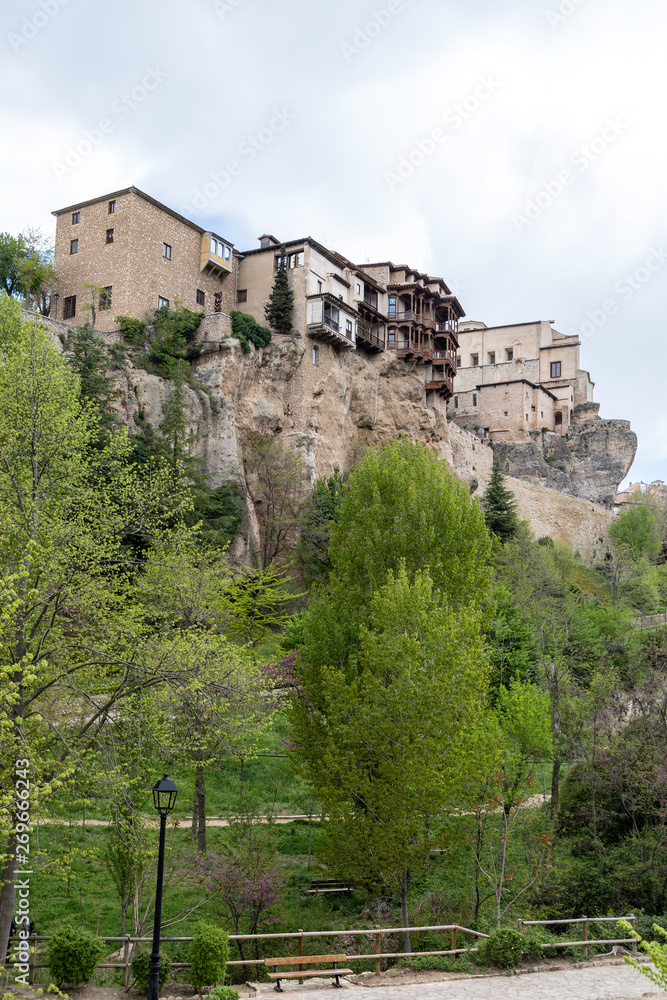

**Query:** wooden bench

left=264, top=954, right=353, bottom=991
left=306, top=879, right=351, bottom=896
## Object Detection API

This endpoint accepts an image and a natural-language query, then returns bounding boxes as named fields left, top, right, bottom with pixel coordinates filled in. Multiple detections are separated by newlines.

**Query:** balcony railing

left=355, top=321, right=384, bottom=351
left=323, top=312, right=339, bottom=333
left=433, top=350, right=457, bottom=366
left=363, top=293, right=379, bottom=311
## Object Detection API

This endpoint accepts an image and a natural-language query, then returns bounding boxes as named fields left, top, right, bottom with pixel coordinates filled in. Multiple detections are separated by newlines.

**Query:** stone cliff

left=31, top=309, right=632, bottom=557
left=116, top=323, right=456, bottom=484
left=490, top=402, right=637, bottom=509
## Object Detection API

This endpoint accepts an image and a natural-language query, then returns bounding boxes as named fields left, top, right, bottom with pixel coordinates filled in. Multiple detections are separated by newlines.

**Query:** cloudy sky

left=1, top=0, right=665, bottom=486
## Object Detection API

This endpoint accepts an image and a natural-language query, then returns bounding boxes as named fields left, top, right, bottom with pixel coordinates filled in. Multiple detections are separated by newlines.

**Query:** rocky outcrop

left=116, top=331, right=456, bottom=484
left=490, top=403, right=636, bottom=509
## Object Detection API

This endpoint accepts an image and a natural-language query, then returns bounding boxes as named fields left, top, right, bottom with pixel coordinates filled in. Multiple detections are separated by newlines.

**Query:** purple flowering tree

left=200, top=845, right=286, bottom=958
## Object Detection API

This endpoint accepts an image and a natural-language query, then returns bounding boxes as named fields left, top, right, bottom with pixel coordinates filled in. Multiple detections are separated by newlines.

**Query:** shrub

left=230, top=311, right=272, bottom=354
left=47, top=925, right=105, bottom=986
left=189, top=921, right=229, bottom=989
left=207, top=987, right=240, bottom=1000
left=115, top=315, right=147, bottom=345
left=130, top=947, right=172, bottom=990
left=619, top=918, right=667, bottom=992
left=149, top=306, right=204, bottom=375
left=486, top=927, right=525, bottom=968
left=408, top=955, right=472, bottom=972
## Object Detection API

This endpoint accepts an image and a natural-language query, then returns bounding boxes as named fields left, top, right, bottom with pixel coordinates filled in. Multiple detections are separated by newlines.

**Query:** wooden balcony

left=425, top=369, right=455, bottom=397
left=355, top=320, right=384, bottom=353
left=307, top=294, right=355, bottom=349
left=432, top=349, right=457, bottom=372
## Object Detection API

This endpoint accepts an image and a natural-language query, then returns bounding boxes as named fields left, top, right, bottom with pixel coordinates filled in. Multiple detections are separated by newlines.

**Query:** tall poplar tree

left=290, top=439, right=492, bottom=948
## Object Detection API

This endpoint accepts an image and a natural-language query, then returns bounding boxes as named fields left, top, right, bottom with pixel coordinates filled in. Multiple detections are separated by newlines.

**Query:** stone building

left=450, top=319, right=594, bottom=440
left=52, top=186, right=237, bottom=332
left=237, top=236, right=462, bottom=398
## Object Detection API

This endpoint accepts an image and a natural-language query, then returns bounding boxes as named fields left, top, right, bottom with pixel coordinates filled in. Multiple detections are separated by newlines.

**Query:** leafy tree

left=601, top=504, right=663, bottom=607
left=0, top=295, right=193, bottom=957
left=243, top=433, right=310, bottom=569
left=472, top=681, right=552, bottom=927
left=264, top=245, right=294, bottom=334
left=294, top=567, right=490, bottom=951
left=64, top=323, right=117, bottom=431
left=0, top=232, right=24, bottom=296
left=298, top=438, right=490, bottom=679
left=482, top=460, right=519, bottom=542
left=297, top=467, right=346, bottom=584
left=160, top=359, right=192, bottom=465
left=291, top=441, right=491, bottom=949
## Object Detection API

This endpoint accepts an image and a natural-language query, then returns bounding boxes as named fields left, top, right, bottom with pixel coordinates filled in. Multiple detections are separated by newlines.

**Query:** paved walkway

left=252, top=964, right=667, bottom=999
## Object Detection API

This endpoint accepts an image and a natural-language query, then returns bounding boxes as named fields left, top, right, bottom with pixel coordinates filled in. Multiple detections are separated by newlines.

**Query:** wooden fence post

left=122, top=935, right=132, bottom=987
left=630, top=915, right=637, bottom=956
left=298, top=929, right=304, bottom=984
left=375, top=926, right=381, bottom=975
left=28, top=935, right=36, bottom=985
left=582, top=917, right=588, bottom=958
left=451, top=926, right=457, bottom=961
left=517, top=919, right=523, bottom=934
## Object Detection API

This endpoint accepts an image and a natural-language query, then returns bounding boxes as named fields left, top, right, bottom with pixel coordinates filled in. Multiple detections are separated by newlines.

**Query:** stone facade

left=52, top=187, right=237, bottom=332
left=450, top=319, right=594, bottom=439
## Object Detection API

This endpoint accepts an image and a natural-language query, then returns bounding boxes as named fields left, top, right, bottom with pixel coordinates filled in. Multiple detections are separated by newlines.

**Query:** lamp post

left=148, top=775, right=178, bottom=1000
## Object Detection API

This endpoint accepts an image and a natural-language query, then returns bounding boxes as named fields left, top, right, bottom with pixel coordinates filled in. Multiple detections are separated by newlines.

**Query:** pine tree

left=264, top=245, right=294, bottom=334
left=482, top=459, right=519, bottom=542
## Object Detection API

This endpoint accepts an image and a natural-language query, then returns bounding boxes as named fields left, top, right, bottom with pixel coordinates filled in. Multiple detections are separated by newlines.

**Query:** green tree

left=296, top=567, right=490, bottom=951
left=64, top=323, right=117, bottom=431
left=291, top=440, right=491, bottom=948
left=297, top=467, right=346, bottom=584
left=0, top=233, right=26, bottom=297
left=0, top=295, right=192, bottom=957
left=601, top=504, right=662, bottom=607
left=243, top=433, right=310, bottom=569
left=472, top=681, right=552, bottom=927
left=482, top=460, right=519, bottom=542
left=263, top=245, right=294, bottom=334
left=298, top=438, right=490, bottom=679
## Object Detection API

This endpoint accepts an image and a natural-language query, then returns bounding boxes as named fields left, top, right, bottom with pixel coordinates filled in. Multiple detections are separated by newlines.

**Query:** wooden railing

left=518, top=915, right=638, bottom=958
left=17, top=924, right=488, bottom=983
left=17, top=915, right=638, bottom=984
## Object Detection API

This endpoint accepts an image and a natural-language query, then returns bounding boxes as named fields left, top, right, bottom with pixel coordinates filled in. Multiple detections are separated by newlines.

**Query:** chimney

left=258, top=234, right=280, bottom=249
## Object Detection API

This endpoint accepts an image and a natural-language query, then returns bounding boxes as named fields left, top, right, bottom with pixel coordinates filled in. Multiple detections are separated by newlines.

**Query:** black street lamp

left=147, top=775, right=178, bottom=1000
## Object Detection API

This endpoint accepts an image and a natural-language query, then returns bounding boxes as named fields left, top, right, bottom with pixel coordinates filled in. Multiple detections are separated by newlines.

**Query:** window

left=388, top=295, right=397, bottom=317
left=505, top=392, right=509, bottom=398
left=312, top=346, right=319, bottom=366
left=488, top=351, right=495, bottom=364
left=550, top=361, right=562, bottom=378
left=345, top=319, right=353, bottom=336
left=388, top=326, right=396, bottom=344
left=456, top=355, right=461, bottom=367
left=158, top=296, right=169, bottom=309
left=472, top=393, right=478, bottom=406
left=162, top=243, right=172, bottom=260
left=71, top=211, right=80, bottom=225
left=70, top=239, right=78, bottom=254
left=506, top=348, right=513, bottom=361
left=525, top=414, right=529, bottom=421
left=541, top=411, right=544, bottom=417
left=106, top=228, right=114, bottom=244
left=237, top=289, right=247, bottom=303
left=286, top=250, right=304, bottom=268
left=316, top=281, right=322, bottom=294
left=108, top=200, right=116, bottom=214
left=356, top=283, right=361, bottom=294
left=504, top=411, right=508, bottom=416
left=471, top=354, right=479, bottom=366
left=531, top=405, right=536, bottom=412
left=454, top=396, right=459, bottom=409
left=63, top=295, right=76, bottom=319
left=196, top=289, right=205, bottom=306
left=99, top=286, right=112, bottom=310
